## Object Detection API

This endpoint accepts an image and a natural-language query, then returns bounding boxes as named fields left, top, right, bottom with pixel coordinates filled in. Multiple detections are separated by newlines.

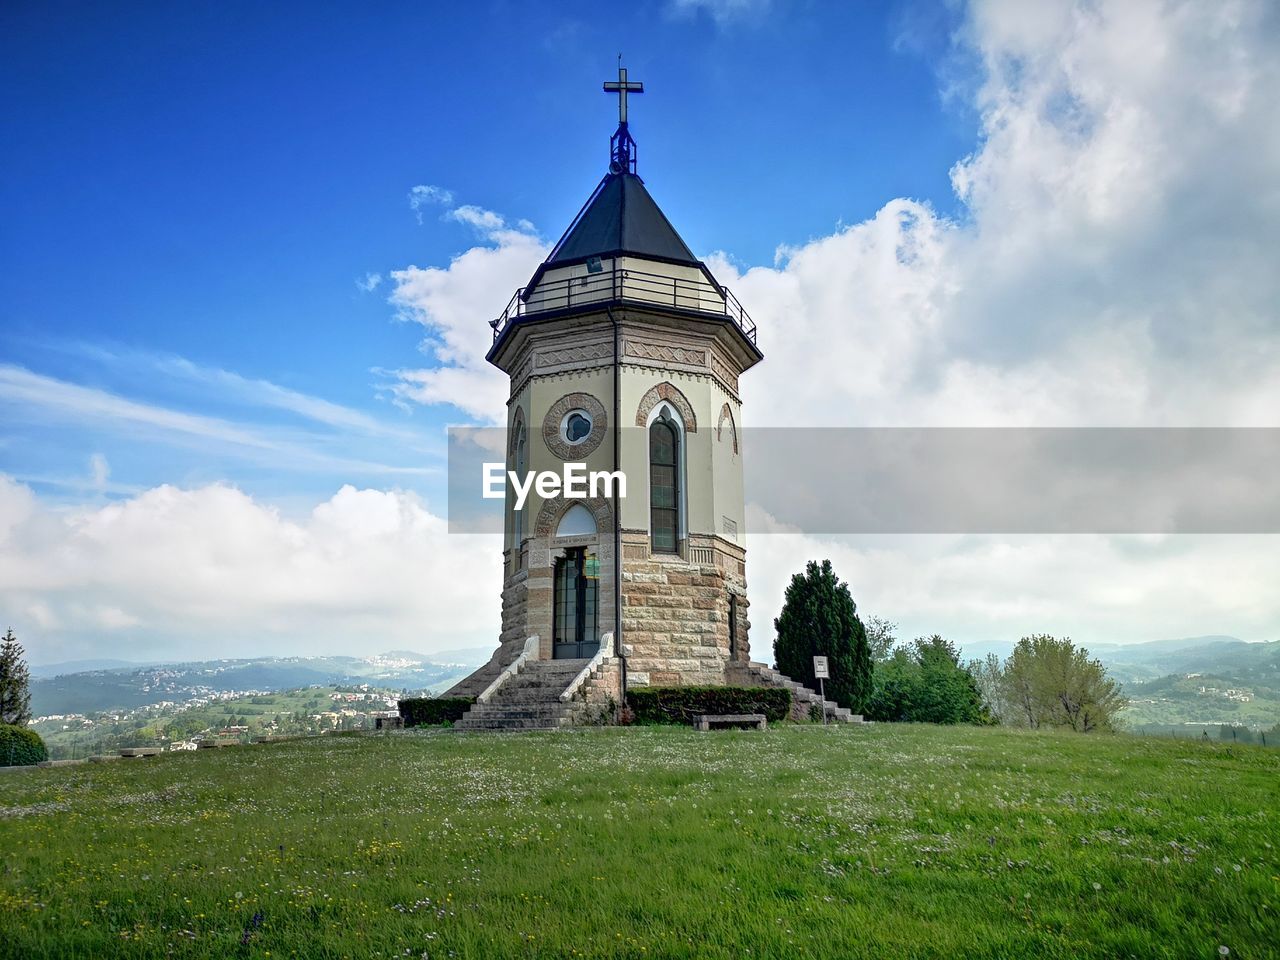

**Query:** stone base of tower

left=619, top=533, right=751, bottom=688
left=441, top=564, right=532, bottom=699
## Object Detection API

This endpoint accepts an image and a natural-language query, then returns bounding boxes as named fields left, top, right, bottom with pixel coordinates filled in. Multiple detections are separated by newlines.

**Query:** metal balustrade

left=491, top=265, right=758, bottom=345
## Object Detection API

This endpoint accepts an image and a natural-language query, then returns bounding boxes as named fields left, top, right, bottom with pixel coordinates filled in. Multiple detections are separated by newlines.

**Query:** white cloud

left=88, top=453, right=109, bottom=491
left=707, top=0, right=1280, bottom=647
left=0, top=474, right=498, bottom=663
left=711, top=0, right=1280, bottom=429
left=142, top=352, right=426, bottom=442
left=0, top=364, right=277, bottom=449
left=0, top=362, right=437, bottom=477
left=446, top=205, right=507, bottom=235
left=386, top=226, right=548, bottom=423
left=744, top=517, right=1280, bottom=650
left=356, top=272, right=383, bottom=292
left=408, top=184, right=454, bottom=223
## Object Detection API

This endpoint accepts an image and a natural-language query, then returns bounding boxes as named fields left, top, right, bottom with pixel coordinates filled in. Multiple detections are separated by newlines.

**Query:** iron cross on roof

left=603, top=63, right=644, bottom=126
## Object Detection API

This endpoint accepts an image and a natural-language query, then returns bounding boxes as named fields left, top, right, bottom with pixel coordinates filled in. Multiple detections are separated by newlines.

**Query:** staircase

left=454, top=659, right=593, bottom=731
left=737, top=662, right=864, bottom=723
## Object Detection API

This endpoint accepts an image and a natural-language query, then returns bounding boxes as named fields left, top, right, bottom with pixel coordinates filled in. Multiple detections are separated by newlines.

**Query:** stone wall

left=580, top=661, right=623, bottom=707
left=498, top=564, right=531, bottom=648
left=620, top=536, right=751, bottom=688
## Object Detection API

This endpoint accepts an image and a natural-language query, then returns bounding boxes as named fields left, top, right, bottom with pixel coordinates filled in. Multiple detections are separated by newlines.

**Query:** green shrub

left=398, top=697, right=474, bottom=727
left=627, top=687, right=792, bottom=725
left=0, top=724, right=47, bottom=766
left=865, top=636, right=989, bottom=725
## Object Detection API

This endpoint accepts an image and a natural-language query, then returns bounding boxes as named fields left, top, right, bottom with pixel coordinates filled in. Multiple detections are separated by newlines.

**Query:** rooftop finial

left=603, top=59, right=644, bottom=175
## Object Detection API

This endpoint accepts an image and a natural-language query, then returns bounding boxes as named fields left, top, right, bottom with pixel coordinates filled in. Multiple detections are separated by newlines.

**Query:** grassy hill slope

left=1, top=725, right=1276, bottom=959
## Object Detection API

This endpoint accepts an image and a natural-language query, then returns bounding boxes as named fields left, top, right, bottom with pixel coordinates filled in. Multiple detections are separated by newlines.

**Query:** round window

left=562, top=410, right=593, bottom=444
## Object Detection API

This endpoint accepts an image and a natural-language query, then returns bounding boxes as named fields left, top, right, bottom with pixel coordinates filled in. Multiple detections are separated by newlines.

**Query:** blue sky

left=4, top=0, right=1279, bottom=664
left=1, top=0, right=974, bottom=506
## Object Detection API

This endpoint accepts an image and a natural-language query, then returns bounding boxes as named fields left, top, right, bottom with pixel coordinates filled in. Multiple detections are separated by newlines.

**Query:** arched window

left=649, top=412, right=680, bottom=554
left=555, top=503, right=597, bottom=538
left=510, top=421, right=527, bottom=561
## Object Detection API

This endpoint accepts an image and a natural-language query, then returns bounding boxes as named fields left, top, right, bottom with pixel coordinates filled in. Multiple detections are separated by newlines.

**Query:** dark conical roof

left=546, top=172, right=700, bottom=266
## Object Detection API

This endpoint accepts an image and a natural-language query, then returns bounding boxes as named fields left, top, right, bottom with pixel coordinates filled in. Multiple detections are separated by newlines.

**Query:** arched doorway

left=553, top=548, right=599, bottom=659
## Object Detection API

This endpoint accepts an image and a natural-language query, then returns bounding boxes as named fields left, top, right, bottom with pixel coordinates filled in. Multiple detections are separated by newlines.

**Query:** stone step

left=457, top=657, right=599, bottom=729
left=495, top=681, right=575, bottom=696
left=746, top=664, right=863, bottom=724
left=506, top=672, right=578, bottom=685
left=489, top=688, right=577, bottom=700
left=466, top=705, right=578, bottom=719
left=455, top=716, right=571, bottom=730
left=522, top=659, right=591, bottom=673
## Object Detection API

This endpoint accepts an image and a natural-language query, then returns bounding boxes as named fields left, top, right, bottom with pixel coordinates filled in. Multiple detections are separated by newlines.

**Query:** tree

left=999, top=635, right=1127, bottom=732
left=967, top=652, right=1017, bottom=725
left=866, top=635, right=988, bottom=724
left=773, top=560, right=873, bottom=711
left=0, top=628, right=33, bottom=726
left=863, top=616, right=898, bottom=662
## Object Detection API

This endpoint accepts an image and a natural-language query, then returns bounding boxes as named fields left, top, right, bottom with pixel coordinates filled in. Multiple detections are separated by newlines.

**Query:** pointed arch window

left=649, top=412, right=680, bottom=554
left=511, top=421, right=527, bottom=563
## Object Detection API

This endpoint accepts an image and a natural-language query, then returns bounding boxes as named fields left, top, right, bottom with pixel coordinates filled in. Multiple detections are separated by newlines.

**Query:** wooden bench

left=693, top=713, right=767, bottom=732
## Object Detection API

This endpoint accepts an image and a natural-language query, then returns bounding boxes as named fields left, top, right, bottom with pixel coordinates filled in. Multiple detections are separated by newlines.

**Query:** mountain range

left=28, top=637, right=1280, bottom=730
left=30, top=649, right=490, bottom=716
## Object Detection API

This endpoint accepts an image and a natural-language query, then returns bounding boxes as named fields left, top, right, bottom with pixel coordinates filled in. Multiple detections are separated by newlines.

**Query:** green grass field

left=1, top=725, right=1276, bottom=959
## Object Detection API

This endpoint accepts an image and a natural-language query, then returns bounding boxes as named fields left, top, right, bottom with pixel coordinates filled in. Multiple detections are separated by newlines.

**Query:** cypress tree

left=0, top=627, right=33, bottom=726
left=773, top=560, right=873, bottom=711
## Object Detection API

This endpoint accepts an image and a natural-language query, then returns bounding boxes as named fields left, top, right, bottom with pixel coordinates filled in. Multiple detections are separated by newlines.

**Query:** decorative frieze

left=710, top=352, right=739, bottom=396
left=536, top=341, right=613, bottom=368
left=624, top=338, right=707, bottom=368
left=509, top=354, right=536, bottom=399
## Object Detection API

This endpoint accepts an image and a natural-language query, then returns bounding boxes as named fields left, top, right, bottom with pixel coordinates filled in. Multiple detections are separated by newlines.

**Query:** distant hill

left=30, top=651, right=479, bottom=717
left=30, top=658, right=146, bottom=679
left=426, top=647, right=494, bottom=667
left=958, top=636, right=1269, bottom=676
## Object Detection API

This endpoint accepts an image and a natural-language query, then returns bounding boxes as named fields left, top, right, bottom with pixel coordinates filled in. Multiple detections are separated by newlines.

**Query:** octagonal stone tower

left=446, top=70, right=764, bottom=719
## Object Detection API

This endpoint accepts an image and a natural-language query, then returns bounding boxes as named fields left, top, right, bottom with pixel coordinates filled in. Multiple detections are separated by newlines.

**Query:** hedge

left=398, top=697, right=474, bottom=727
left=0, top=724, right=48, bottom=767
left=627, top=687, right=792, bottom=725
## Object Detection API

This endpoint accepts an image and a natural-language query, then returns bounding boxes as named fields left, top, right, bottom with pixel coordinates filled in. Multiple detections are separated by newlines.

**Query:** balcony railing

left=491, top=265, right=758, bottom=346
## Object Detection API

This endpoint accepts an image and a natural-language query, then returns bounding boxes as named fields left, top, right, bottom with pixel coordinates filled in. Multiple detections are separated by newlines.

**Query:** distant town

left=26, top=651, right=484, bottom=759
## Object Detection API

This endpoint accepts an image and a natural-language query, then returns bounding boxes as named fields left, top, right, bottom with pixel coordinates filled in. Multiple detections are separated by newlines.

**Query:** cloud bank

left=0, top=475, right=498, bottom=662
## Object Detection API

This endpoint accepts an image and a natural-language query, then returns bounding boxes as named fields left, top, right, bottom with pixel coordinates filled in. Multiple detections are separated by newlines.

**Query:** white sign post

left=812, top=656, right=829, bottom=725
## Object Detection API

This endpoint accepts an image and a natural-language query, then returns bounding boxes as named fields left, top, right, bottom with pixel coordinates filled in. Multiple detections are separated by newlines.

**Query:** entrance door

left=553, top=548, right=600, bottom=659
